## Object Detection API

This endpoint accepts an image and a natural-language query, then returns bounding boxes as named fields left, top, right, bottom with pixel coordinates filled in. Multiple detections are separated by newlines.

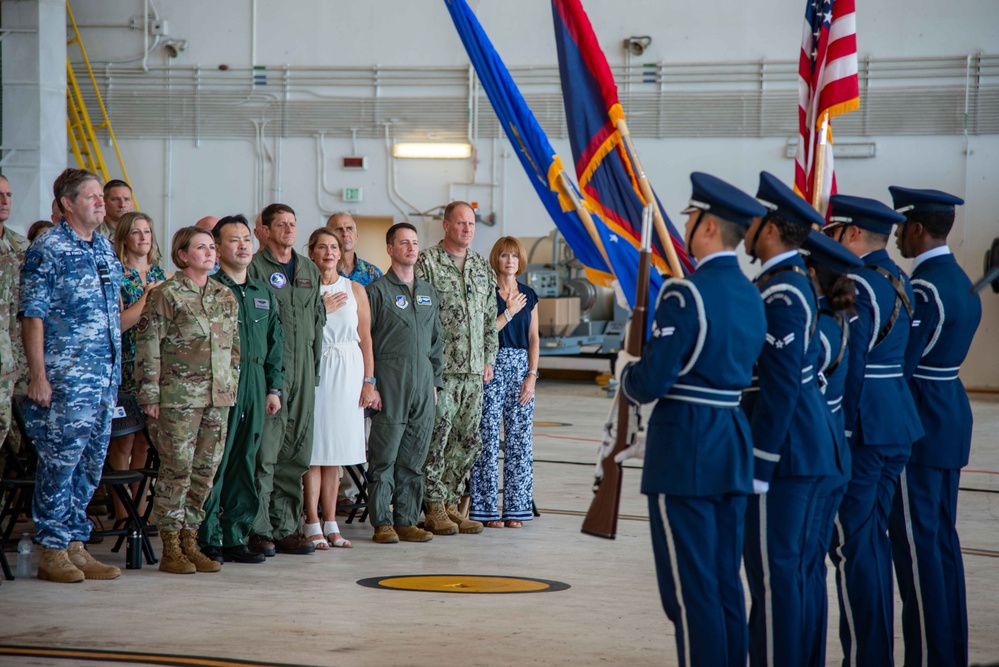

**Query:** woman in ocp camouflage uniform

left=135, top=226, right=240, bottom=575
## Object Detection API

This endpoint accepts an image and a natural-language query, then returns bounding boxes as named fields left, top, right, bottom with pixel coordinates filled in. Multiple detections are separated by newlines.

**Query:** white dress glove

left=752, top=479, right=770, bottom=494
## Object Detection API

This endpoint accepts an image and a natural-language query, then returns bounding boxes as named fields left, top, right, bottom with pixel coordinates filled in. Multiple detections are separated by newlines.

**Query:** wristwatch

left=363, top=376, right=377, bottom=386
left=267, top=389, right=282, bottom=397
left=527, top=370, right=540, bottom=378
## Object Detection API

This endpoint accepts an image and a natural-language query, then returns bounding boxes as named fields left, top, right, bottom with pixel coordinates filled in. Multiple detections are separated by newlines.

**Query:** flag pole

left=557, top=170, right=614, bottom=273
left=810, top=113, right=829, bottom=213
left=616, top=118, right=685, bottom=277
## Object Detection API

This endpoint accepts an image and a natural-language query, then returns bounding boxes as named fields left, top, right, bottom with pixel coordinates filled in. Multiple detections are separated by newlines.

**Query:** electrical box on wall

left=342, top=156, right=367, bottom=170
left=342, top=187, right=363, bottom=203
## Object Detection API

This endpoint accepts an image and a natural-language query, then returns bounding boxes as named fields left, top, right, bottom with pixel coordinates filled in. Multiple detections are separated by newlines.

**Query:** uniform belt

left=248, top=356, right=264, bottom=366
left=911, top=364, right=960, bottom=381
left=864, top=363, right=903, bottom=379
left=664, top=384, right=742, bottom=408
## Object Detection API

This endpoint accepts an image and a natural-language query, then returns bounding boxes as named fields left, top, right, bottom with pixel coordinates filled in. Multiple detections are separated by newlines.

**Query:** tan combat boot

left=423, top=502, right=459, bottom=535
left=446, top=504, right=484, bottom=534
left=180, top=529, right=222, bottom=572
left=395, top=525, right=433, bottom=543
left=37, top=547, right=85, bottom=583
left=68, top=541, right=121, bottom=580
left=372, top=526, right=399, bottom=544
left=158, top=530, right=196, bottom=574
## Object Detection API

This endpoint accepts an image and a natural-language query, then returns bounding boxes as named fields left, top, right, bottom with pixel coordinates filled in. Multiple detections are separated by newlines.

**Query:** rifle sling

left=863, top=264, right=914, bottom=348
left=819, top=307, right=850, bottom=378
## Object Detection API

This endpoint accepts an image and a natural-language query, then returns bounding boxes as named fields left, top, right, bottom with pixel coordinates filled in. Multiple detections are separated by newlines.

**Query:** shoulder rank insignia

left=765, top=332, right=795, bottom=349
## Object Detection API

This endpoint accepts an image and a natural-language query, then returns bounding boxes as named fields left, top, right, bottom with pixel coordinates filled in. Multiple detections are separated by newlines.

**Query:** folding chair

left=340, top=463, right=369, bottom=524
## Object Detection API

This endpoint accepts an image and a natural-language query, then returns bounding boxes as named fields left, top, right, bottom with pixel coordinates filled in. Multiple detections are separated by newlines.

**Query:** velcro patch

left=416, top=295, right=432, bottom=306
left=253, top=298, right=270, bottom=311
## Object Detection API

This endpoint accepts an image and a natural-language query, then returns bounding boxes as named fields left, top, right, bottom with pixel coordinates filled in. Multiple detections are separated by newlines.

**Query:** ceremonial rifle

left=581, top=205, right=654, bottom=539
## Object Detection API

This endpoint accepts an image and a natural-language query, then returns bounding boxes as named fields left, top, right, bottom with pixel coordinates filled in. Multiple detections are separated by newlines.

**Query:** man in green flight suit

left=415, top=201, right=498, bottom=535
left=247, top=203, right=325, bottom=555
left=198, top=215, right=285, bottom=564
left=366, top=222, right=444, bottom=544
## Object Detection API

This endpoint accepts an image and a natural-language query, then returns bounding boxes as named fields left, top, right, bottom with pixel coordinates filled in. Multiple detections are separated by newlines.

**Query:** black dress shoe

left=274, top=533, right=316, bottom=555
left=247, top=534, right=277, bottom=557
left=222, top=545, right=266, bottom=564
left=201, top=545, right=224, bottom=565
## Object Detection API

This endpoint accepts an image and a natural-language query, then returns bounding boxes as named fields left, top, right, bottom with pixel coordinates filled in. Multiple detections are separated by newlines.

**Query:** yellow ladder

left=65, top=1, right=137, bottom=208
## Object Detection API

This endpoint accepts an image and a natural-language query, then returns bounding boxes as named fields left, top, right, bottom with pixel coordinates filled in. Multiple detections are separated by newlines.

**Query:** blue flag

left=444, top=0, right=662, bottom=311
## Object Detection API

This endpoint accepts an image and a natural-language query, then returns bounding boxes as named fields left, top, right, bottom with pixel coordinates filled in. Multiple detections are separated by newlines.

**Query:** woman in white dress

left=302, top=229, right=377, bottom=549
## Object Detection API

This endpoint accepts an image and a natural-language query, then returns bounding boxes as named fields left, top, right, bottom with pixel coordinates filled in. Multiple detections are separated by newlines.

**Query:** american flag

left=793, top=0, right=859, bottom=215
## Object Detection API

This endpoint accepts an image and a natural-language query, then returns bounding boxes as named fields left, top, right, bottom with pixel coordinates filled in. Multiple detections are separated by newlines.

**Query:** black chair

left=0, top=398, right=39, bottom=580
left=92, top=392, right=158, bottom=567
left=340, top=463, right=369, bottom=524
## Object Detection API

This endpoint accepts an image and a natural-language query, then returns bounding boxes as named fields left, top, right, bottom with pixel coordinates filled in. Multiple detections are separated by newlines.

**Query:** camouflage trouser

left=0, top=378, right=11, bottom=470
left=149, top=405, right=229, bottom=533
left=423, top=373, right=484, bottom=505
left=25, top=382, right=116, bottom=550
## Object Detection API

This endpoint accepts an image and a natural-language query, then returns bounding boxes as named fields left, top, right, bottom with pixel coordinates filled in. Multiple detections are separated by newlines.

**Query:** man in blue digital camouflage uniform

left=20, top=168, right=123, bottom=583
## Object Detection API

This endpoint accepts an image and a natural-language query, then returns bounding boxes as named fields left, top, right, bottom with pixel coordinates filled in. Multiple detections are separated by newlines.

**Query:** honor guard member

left=366, top=222, right=444, bottom=543
left=799, top=230, right=863, bottom=667
left=617, top=172, right=767, bottom=667
left=19, top=168, right=123, bottom=583
left=823, top=194, right=923, bottom=666
left=416, top=201, right=498, bottom=535
left=247, top=203, right=325, bottom=556
left=741, top=172, right=842, bottom=667
left=888, top=187, right=981, bottom=667
left=198, top=216, right=285, bottom=564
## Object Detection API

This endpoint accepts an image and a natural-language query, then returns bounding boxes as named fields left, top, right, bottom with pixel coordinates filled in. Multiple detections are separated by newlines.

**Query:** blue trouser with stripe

left=26, top=382, right=116, bottom=550
left=648, top=493, right=748, bottom=667
left=803, top=474, right=849, bottom=667
left=829, top=443, right=909, bottom=667
left=745, top=476, right=822, bottom=667
left=889, top=464, right=968, bottom=667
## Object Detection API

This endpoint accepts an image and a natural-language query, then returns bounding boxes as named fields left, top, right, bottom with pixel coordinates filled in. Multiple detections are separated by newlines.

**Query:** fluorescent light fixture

left=785, top=138, right=876, bottom=159
left=392, top=142, right=473, bottom=159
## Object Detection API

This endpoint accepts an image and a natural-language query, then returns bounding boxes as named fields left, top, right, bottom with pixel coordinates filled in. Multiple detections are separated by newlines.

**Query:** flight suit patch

left=296, top=279, right=313, bottom=288
left=395, top=295, right=409, bottom=309
left=270, top=272, right=287, bottom=289
left=416, top=295, right=432, bottom=306
left=253, top=298, right=270, bottom=310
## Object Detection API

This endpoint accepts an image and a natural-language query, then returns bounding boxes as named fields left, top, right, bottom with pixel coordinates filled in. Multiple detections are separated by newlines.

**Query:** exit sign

left=342, top=187, right=363, bottom=203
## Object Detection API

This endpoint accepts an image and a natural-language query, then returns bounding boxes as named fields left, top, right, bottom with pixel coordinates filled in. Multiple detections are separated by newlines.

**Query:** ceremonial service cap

left=683, top=172, right=767, bottom=227
left=756, top=171, right=826, bottom=230
left=827, top=194, right=905, bottom=236
left=801, top=228, right=863, bottom=273
left=888, top=186, right=964, bottom=215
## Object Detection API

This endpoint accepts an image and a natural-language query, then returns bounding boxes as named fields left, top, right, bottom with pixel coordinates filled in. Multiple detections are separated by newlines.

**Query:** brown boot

left=372, top=526, right=399, bottom=544
left=424, top=502, right=459, bottom=535
left=158, top=530, right=196, bottom=574
left=395, top=525, right=433, bottom=543
left=180, top=529, right=222, bottom=572
left=68, top=541, right=121, bottom=580
left=37, top=548, right=85, bottom=583
left=446, top=504, right=484, bottom=534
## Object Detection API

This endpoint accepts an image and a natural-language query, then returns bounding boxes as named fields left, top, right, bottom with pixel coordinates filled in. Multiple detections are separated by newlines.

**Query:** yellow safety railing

left=65, top=1, right=138, bottom=208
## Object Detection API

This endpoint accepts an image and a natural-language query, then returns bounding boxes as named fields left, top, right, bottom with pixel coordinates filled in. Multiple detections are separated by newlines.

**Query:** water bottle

left=16, top=533, right=33, bottom=578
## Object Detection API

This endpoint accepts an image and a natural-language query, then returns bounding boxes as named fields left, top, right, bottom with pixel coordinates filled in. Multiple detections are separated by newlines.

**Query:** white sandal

left=323, top=520, right=352, bottom=548
left=304, top=522, right=329, bottom=550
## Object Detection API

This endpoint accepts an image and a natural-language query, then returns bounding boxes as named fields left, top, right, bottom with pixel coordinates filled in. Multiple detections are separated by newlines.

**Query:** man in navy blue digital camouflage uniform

left=19, top=169, right=123, bottom=583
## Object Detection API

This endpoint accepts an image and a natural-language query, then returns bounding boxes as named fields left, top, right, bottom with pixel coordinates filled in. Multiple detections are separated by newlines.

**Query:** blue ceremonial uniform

left=741, top=173, right=840, bottom=667
left=825, top=195, right=923, bottom=666
left=799, top=229, right=863, bottom=667
left=886, top=187, right=981, bottom=667
left=620, top=168, right=768, bottom=667
left=622, top=252, right=766, bottom=667
left=18, top=221, right=122, bottom=550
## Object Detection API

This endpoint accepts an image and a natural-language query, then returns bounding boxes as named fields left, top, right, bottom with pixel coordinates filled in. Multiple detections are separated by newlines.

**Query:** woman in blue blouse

left=470, top=237, right=540, bottom=528
left=107, top=211, right=170, bottom=524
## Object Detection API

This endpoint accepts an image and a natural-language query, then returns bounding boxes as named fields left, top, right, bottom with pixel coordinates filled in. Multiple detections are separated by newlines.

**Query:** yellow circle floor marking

left=0, top=645, right=315, bottom=667
left=357, top=574, right=570, bottom=594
